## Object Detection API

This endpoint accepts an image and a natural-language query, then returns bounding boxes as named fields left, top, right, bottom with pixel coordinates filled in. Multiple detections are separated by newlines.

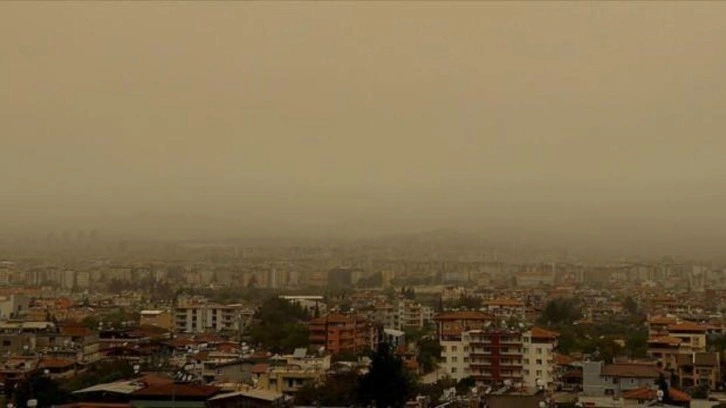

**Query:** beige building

left=140, top=310, right=174, bottom=331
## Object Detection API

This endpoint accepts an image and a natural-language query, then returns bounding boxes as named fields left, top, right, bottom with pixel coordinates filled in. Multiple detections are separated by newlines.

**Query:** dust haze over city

left=3, top=2, right=726, bottom=259
left=6, top=3, right=726, bottom=408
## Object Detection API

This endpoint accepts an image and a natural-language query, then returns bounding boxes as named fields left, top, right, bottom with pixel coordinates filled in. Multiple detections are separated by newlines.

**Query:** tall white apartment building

left=439, top=326, right=558, bottom=390
left=522, top=327, right=559, bottom=390
left=175, top=302, right=254, bottom=333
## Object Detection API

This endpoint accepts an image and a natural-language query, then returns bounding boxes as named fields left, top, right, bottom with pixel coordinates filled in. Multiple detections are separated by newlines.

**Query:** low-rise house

left=202, top=360, right=255, bottom=384
left=139, top=310, right=174, bottom=331
left=256, top=365, right=324, bottom=396
left=621, top=387, right=691, bottom=406
left=129, top=383, right=221, bottom=408
left=675, top=352, right=720, bottom=390
left=207, top=389, right=291, bottom=408
left=38, top=357, right=78, bottom=379
left=583, top=361, right=663, bottom=397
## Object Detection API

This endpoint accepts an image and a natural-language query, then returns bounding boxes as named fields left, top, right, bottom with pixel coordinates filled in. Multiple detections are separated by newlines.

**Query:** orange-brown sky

left=2, top=2, right=726, bottom=256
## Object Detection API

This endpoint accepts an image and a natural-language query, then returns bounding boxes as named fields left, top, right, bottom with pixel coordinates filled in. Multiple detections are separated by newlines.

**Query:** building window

left=451, top=367, right=457, bottom=374
left=536, top=370, right=542, bottom=377
left=536, top=359, right=542, bottom=365
left=452, top=346, right=458, bottom=352
left=452, top=357, right=458, bottom=363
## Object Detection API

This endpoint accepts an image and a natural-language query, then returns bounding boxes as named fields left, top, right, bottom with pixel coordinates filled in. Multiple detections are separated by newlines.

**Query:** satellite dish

left=504, top=379, right=512, bottom=387
left=536, top=379, right=545, bottom=389
left=656, top=389, right=664, bottom=401
left=27, top=400, right=38, bottom=408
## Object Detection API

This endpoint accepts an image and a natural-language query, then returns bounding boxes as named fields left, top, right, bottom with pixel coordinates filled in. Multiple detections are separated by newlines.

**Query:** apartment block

left=175, top=303, right=254, bottom=333
left=308, top=313, right=374, bottom=355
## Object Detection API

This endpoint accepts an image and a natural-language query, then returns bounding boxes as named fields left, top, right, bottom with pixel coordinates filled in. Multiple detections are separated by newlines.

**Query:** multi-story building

left=675, top=352, right=720, bottom=390
left=369, top=299, right=434, bottom=331
left=0, top=294, right=29, bottom=320
left=140, top=310, right=174, bottom=331
left=666, top=322, right=707, bottom=353
left=582, top=361, right=661, bottom=397
left=440, top=329, right=524, bottom=383
left=647, top=336, right=682, bottom=371
left=397, top=299, right=434, bottom=330
left=308, top=313, right=374, bottom=355
left=522, top=327, right=558, bottom=390
left=440, top=326, right=557, bottom=389
left=434, top=311, right=494, bottom=342
left=465, top=329, right=524, bottom=385
left=485, top=299, right=527, bottom=320
left=175, top=303, right=254, bottom=333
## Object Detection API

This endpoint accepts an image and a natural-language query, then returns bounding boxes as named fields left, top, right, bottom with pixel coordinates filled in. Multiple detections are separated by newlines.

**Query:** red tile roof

left=530, top=327, right=559, bottom=340
left=309, top=313, right=366, bottom=325
left=648, top=336, right=683, bottom=346
left=55, top=404, right=130, bottom=408
left=38, top=358, right=76, bottom=369
left=250, top=363, right=269, bottom=374
left=130, top=384, right=220, bottom=398
left=486, top=299, right=524, bottom=307
left=622, top=387, right=690, bottom=402
left=601, top=364, right=661, bottom=379
left=60, top=325, right=94, bottom=337
left=434, top=311, right=493, bottom=321
left=136, top=373, right=174, bottom=386
left=668, top=322, right=708, bottom=332
left=554, top=354, right=576, bottom=366
left=648, top=316, right=678, bottom=325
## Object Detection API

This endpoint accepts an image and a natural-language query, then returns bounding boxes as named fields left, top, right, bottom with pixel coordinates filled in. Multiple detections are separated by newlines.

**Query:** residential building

left=522, top=327, right=558, bottom=390
left=140, top=310, right=174, bottom=331
left=675, top=352, right=720, bottom=390
left=256, top=365, right=324, bottom=396
left=0, top=294, right=29, bottom=319
left=583, top=361, right=662, bottom=397
left=647, top=336, right=682, bottom=371
left=485, top=299, right=527, bottom=320
left=369, top=299, right=434, bottom=331
left=207, top=389, right=290, bottom=408
left=308, top=313, right=374, bottom=355
left=465, top=329, right=524, bottom=385
left=175, top=303, right=254, bottom=333
left=666, top=322, right=707, bottom=353
left=434, top=311, right=494, bottom=342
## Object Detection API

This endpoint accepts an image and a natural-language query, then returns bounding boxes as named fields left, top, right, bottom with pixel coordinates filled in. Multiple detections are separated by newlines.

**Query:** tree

left=404, top=287, right=416, bottom=300
left=538, top=298, right=582, bottom=326
left=246, top=297, right=310, bottom=353
left=417, top=337, right=442, bottom=374
left=295, top=371, right=359, bottom=406
left=12, top=371, right=69, bottom=407
left=446, top=295, right=482, bottom=310
left=358, top=342, right=414, bottom=408
left=61, top=359, right=136, bottom=393
left=623, top=296, right=639, bottom=316
left=456, top=376, right=477, bottom=395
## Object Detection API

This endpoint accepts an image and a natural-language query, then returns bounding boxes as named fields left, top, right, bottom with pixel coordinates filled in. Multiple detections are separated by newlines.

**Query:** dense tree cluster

left=538, top=297, right=582, bottom=325
left=295, top=342, right=416, bottom=408
left=538, top=298, right=648, bottom=362
left=245, top=297, right=310, bottom=353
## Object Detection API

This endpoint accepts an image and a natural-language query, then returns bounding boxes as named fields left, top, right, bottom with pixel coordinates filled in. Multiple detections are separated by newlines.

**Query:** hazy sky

left=2, top=2, right=726, bottom=255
